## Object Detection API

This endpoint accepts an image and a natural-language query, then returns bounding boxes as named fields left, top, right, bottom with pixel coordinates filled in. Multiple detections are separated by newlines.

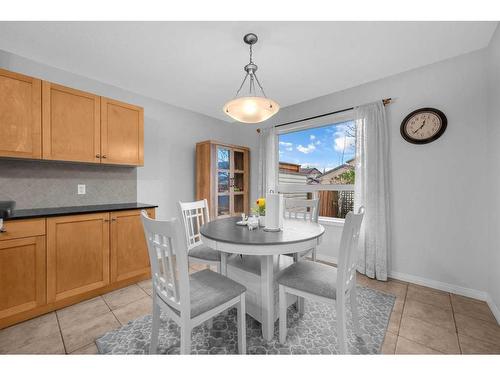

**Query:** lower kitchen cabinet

left=110, top=208, right=154, bottom=283
left=0, top=207, right=155, bottom=329
left=47, top=212, right=110, bottom=303
left=0, top=234, right=46, bottom=320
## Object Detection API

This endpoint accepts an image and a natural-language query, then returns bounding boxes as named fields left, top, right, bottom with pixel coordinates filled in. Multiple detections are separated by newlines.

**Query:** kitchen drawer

left=0, top=219, right=46, bottom=241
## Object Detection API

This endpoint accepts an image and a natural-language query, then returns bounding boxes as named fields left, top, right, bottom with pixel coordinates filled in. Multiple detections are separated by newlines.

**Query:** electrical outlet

left=77, top=184, right=86, bottom=195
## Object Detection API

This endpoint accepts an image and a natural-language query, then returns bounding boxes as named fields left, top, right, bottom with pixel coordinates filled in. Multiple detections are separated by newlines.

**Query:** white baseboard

left=315, top=254, right=500, bottom=324
left=388, top=270, right=488, bottom=301
left=315, top=254, right=338, bottom=265
left=486, top=294, right=500, bottom=324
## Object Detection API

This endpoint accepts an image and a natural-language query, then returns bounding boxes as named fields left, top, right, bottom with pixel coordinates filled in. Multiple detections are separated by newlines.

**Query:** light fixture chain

left=249, top=74, right=255, bottom=95
left=253, top=73, right=268, bottom=98
left=234, top=72, right=249, bottom=98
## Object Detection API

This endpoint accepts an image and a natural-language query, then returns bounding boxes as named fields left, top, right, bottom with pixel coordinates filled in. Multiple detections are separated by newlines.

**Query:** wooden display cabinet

left=196, top=140, right=249, bottom=218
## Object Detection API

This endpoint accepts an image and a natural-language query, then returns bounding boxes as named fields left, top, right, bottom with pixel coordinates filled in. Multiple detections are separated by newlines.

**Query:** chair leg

left=279, top=285, right=287, bottom=344
left=336, top=299, right=348, bottom=354
left=350, top=287, right=361, bottom=336
left=237, top=294, right=247, bottom=354
left=311, top=248, right=317, bottom=262
left=180, top=324, right=192, bottom=355
left=149, top=295, right=160, bottom=354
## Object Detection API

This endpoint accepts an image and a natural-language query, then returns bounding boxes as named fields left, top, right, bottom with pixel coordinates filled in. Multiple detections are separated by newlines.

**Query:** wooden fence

left=318, top=190, right=354, bottom=218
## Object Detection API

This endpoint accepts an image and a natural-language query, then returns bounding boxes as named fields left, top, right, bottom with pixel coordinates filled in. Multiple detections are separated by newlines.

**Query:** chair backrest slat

left=179, top=199, right=210, bottom=251
left=141, top=211, right=190, bottom=314
left=284, top=198, right=319, bottom=223
left=336, top=207, right=364, bottom=294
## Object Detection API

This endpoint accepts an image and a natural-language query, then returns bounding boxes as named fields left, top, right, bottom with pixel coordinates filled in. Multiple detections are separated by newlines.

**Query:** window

left=277, top=111, right=356, bottom=221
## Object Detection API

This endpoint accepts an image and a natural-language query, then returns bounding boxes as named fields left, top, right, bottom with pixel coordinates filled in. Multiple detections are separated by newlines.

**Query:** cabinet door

left=232, top=148, right=248, bottom=216
left=47, top=213, right=110, bottom=303
left=0, top=69, right=42, bottom=159
left=42, top=82, right=101, bottom=163
left=110, top=209, right=154, bottom=283
left=0, top=236, right=46, bottom=319
left=215, top=146, right=231, bottom=218
left=101, top=97, right=144, bottom=166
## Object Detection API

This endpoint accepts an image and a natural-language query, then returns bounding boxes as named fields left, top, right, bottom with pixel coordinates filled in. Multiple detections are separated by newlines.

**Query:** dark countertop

left=4, top=202, right=158, bottom=221
left=200, top=216, right=325, bottom=246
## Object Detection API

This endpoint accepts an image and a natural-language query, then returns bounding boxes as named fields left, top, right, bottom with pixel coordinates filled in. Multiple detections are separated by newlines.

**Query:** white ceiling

left=0, top=21, right=497, bottom=121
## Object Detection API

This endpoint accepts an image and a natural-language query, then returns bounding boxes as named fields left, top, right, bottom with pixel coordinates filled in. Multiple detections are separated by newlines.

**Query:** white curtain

left=258, top=126, right=278, bottom=197
left=354, top=101, right=391, bottom=281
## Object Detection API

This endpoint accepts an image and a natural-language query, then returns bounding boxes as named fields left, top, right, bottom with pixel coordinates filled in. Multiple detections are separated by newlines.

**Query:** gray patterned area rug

left=96, top=286, right=395, bottom=355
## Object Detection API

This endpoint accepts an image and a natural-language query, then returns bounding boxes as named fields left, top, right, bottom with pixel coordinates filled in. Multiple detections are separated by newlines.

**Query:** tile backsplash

left=0, top=159, right=137, bottom=209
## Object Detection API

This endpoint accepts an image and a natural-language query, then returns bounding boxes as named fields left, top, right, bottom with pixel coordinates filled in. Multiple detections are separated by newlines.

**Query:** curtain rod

left=256, top=98, right=392, bottom=133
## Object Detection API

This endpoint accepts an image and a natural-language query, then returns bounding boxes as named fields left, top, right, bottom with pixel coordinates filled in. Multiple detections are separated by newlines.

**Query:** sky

left=278, top=120, right=356, bottom=173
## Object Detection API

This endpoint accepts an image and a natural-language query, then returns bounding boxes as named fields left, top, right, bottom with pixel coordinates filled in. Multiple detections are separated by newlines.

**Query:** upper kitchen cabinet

left=0, top=68, right=145, bottom=166
left=101, top=97, right=144, bottom=166
left=0, top=69, right=42, bottom=159
left=42, top=82, right=101, bottom=163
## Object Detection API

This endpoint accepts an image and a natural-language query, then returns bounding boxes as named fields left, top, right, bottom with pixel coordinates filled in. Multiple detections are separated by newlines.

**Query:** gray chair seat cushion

left=162, top=269, right=246, bottom=318
left=188, top=243, right=220, bottom=262
left=277, top=260, right=338, bottom=300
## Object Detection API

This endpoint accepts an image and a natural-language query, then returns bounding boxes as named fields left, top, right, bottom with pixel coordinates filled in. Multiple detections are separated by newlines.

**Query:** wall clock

left=400, top=108, right=447, bottom=144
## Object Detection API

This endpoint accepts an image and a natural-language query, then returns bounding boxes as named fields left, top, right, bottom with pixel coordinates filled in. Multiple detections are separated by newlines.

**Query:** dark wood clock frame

left=400, top=107, right=447, bottom=145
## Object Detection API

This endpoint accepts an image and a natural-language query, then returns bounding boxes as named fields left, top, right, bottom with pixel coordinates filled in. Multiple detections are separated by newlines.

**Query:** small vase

left=258, top=215, right=265, bottom=227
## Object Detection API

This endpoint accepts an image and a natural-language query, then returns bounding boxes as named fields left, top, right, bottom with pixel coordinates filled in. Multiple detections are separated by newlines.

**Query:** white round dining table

left=200, top=216, right=325, bottom=341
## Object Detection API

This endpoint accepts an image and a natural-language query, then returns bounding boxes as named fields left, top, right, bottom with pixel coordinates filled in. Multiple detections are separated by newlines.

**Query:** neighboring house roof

left=319, top=158, right=355, bottom=182
left=279, top=162, right=301, bottom=174
left=299, top=167, right=322, bottom=176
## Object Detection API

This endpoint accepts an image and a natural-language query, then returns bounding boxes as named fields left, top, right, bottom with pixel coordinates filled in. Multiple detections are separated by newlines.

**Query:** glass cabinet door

left=214, top=146, right=247, bottom=218
left=217, top=171, right=229, bottom=193
left=217, top=147, right=230, bottom=170
left=216, top=146, right=232, bottom=217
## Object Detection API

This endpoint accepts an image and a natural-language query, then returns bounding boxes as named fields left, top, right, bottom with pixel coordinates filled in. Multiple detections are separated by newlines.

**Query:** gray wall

left=0, top=50, right=259, bottom=217
left=487, top=25, right=500, bottom=320
left=259, top=48, right=490, bottom=298
left=0, top=159, right=136, bottom=209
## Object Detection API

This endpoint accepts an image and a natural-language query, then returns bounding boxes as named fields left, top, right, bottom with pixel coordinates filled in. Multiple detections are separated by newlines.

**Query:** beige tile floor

left=1, top=262, right=499, bottom=354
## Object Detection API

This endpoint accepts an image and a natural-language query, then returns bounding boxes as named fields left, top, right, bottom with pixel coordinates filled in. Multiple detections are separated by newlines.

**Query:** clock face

left=401, top=108, right=447, bottom=144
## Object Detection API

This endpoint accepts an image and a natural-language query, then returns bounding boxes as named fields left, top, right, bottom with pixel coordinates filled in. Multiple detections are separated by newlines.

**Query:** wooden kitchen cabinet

left=110, top=208, right=154, bottom=283
left=47, top=213, right=110, bottom=303
left=0, top=68, right=42, bottom=159
left=101, top=97, right=144, bottom=166
left=0, top=219, right=46, bottom=320
left=0, top=207, right=155, bottom=329
left=0, top=68, right=145, bottom=166
left=42, top=82, right=101, bottom=163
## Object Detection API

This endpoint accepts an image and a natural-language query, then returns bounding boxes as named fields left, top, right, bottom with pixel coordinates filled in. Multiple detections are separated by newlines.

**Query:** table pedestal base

left=225, top=254, right=297, bottom=341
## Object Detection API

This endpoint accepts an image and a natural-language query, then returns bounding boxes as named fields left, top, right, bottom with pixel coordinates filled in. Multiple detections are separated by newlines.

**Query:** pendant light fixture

left=223, top=33, right=279, bottom=123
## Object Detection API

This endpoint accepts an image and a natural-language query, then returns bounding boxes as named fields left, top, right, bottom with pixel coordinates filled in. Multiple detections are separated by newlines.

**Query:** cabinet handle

left=96, top=154, right=101, bottom=158
left=104, top=219, right=110, bottom=222
left=111, top=218, right=116, bottom=221
left=102, top=155, right=107, bottom=159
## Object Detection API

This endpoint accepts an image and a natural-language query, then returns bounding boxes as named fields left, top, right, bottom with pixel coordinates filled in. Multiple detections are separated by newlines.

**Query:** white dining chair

left=179, top=199, right=221, bottom=273
left=277, top=207, right=364, bottom=354
left=283, top=197, right=320, bottom=261
left=141, top=211, right=247, bottom=354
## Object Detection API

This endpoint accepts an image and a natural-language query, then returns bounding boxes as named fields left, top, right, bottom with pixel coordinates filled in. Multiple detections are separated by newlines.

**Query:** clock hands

left=413, top=119, right=426, bottom=134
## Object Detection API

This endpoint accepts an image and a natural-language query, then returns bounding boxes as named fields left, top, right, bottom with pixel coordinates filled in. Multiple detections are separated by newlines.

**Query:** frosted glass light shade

left=223, top=96, right=280, bottom=123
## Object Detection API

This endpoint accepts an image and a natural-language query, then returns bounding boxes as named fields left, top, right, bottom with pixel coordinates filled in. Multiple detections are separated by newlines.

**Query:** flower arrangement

left=252, top=197, right=266, bottom=216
